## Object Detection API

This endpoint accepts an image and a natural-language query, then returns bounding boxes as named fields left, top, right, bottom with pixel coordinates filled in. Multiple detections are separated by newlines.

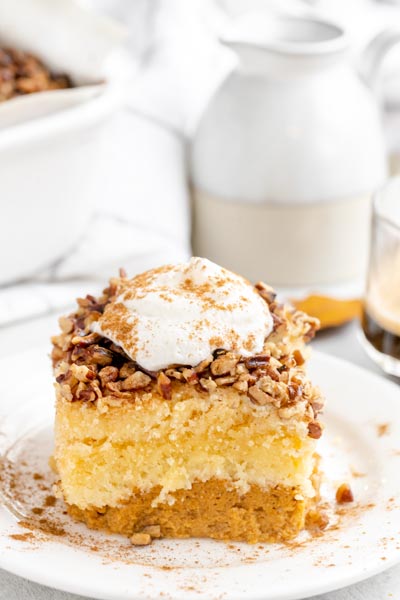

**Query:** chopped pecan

left=281, top=355, right=296, bottom=369
left=293, top=349, right=305, bottom=366
left=77, top=345, right=114, bottom=366
left=248, top=386, right=273, bottom=406
left=75, top=387, right=96, bottom=402
left=304, top=318, right=319, bottom=341
left=306, top=509, right=329, bottom=532
left=199, top=377, right=217, bottom=393
left=71, top=332, right=101, bottom=347
left=157, top=372, right=172, bottom=400
left=99, top=366, right=119, bottom=385
left=141, top=525, right=161, bottom=539
left=279, top=370, right=289, bottom=384
left=77, top=295, right=106, bottom=313
left=84, top=311, right=102, bottom=329
left=307, top=421, right=322, bottom=439
left=105, top=381, right=132, bottom=399
left=215, top=376, right=236, bottom=386
left=336, top=483, right=354, bottom=504
left=271, top=312, right=286, bottom=332
left=121, top=371, right=151, bottom=391
left=106, top=280, right=118, bottom=299
left=255, top=281, right=276, bottom=304
left=210, top=353, right=238, bottom=376
left=310, top=400, right=324, bottom=418
left=58, top=383, right=73, bottom=401
left=265, top=364, right=281, bottom=382
left=70, top=364, right=96, bottom=383
left=233, top=379, right=248, bottom=393
left=119, top=362, right=136, bottom=379
left=194, top=356, right=213, bottom=373
left=105, top=381, right=122, bottom=393
left=244, top=372, right=256, bottom=385
left=288, top=383, right=302, bottom=402
left=278, top=407, right=294, bottom=419
left=130, top=532, right=152, bottom=546
left=51, top=333, right=72, bottom=352
left=258, top=376, right=284, bottom=399
left=269, top=356, right=282, bottom=368
left=245, top=355, right=270, bottom=369
left=119, top=267, right=127, bottom=278
left=165, top=369, right=183, bottom=381
left=109, top=343, right=129, bottom=358
left=236, top=362, right=249, bottom=375
left=56, top=371, right=70, bottom=384
left=51, top=346, right=65, bottom=365
left=181, top=368, right=198, bottom=384
left=58, top=316, right=74, bottom=334
left=72, top=316, right=86, bottom=337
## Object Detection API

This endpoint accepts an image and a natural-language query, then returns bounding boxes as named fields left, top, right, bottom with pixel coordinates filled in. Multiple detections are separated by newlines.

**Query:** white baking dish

left=0, top=77, right=125, bottom=285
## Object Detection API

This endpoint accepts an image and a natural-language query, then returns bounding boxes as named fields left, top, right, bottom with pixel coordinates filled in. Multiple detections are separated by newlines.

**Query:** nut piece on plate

left=130, top=533, right=152, bottom=547
left=336, top=483, right=354, bottom=504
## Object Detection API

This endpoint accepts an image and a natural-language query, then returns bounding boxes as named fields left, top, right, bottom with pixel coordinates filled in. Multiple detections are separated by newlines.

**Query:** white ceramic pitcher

left=190, top=14, right=400, bottom=288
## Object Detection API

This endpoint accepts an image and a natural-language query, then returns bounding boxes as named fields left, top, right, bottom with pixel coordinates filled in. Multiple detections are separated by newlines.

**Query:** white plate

left=1, top=347, right=400, bottom=600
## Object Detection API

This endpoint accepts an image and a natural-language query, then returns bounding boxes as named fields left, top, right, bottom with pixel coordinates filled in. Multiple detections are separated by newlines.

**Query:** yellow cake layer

left=55, top=383, right=316, bottom=510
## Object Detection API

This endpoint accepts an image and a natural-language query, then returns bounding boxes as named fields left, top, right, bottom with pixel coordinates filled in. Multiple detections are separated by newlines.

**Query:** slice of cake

left=51, top=257, right=323, bottom=544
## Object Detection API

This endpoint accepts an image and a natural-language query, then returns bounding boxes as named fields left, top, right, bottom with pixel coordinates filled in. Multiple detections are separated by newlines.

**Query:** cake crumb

left=350, top=467, right=365, bottom=478
left=9, top=533, right=35, bottom=542
left=142, top=525, right=162, bottom=539
left=305, top=509, right=330, bottom=533
left=44, top=495, right=56, bottom=507
left=377, top=423, right=390, bottom=437
left=131, top=533, right=152, bottom=546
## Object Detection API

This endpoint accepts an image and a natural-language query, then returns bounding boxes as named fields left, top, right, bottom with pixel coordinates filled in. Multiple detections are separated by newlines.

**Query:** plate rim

left=0, top=347, right=400, bottom=600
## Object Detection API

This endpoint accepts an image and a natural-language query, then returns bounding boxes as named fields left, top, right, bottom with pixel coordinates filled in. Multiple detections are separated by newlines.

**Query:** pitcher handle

left=359, top=28, right=400, bottom=96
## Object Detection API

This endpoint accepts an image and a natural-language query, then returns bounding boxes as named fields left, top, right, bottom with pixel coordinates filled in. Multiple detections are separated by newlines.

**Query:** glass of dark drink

left=360, top=177, right=400, bottom=377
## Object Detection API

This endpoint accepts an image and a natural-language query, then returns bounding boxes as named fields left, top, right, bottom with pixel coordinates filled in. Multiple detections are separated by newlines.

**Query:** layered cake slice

left=51, top=258, right=323, bottom=544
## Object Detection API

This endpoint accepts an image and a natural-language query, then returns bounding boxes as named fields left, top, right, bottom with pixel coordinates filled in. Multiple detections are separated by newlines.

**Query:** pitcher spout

left=220, top=13, right=348, bottom=76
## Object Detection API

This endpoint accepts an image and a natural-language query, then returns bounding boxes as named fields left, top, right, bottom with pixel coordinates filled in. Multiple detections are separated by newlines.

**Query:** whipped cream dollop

left=93, top=257, right=273, bottom=371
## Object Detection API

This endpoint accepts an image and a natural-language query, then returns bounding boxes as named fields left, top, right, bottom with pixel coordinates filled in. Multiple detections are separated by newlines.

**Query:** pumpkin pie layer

left=67, top=479, right=313, bottom=544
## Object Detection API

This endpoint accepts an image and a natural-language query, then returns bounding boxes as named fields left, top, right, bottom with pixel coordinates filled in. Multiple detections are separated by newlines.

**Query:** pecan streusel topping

left=51, top=271, right=323, bottom=438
